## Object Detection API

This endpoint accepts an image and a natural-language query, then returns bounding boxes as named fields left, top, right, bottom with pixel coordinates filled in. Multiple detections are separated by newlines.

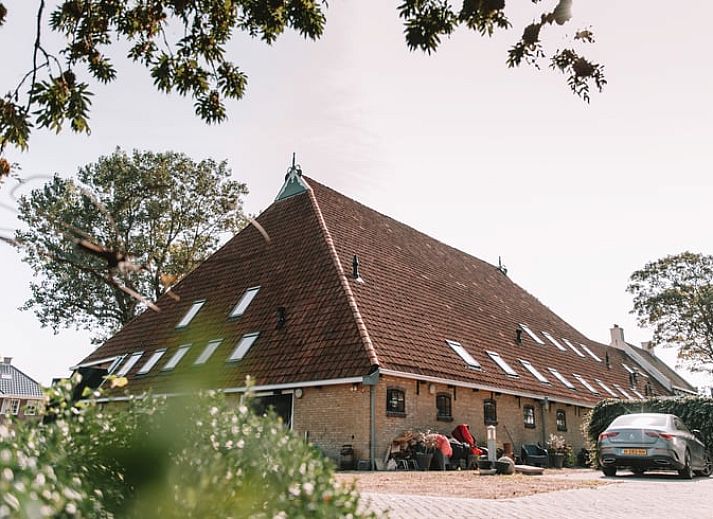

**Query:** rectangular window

left=486, top=351, right=518, bottom=377
left=573, top=373, right=599, bottom=394
left=137, top=349, right=166, bottom=375
left=519, top=359, right=549, bottom=383
left=542, top=332, right=566, bottom=352
left=228, top=332, right=260, bottom=362
left=195, top=340, right=222, bottom=365
left=446, top=340, right=481, bottom=369
left=386, top=388, right=406, bottom=414
left=436, top=394, right=452, bottom=421
left=561, top=338, right=586, bottom=358
left=162, top=345, right=190, bottom=371
left=116, top=352, right=143, bottom=377
left=613, top=383, right=633, bottom=399
left=595, top=379, right=618, bottom=397
left=556, top=410, right=567, bottom=431
left=229, top=286, right=260, bottom=318
left=523, top=405, right=536, bottom=429
left=3, top=399, right=20, bottom=415
left=631, top=389, right=645, bottom=399
left=548, top=368, right=575, bottom=389
left=579, top=343, right=602, bottom=362
left=622, top=362, right=634, bottom=374
left=519, top=324, right=545, bottom=345
left=176, top=300, right=206, bottom=329
left=24, top=402, right=37, bottom=416
left=484, top=399, right=497, bottom=425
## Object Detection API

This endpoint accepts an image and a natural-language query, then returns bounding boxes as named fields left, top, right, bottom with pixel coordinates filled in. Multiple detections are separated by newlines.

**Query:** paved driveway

left=362, top=470, right=713, bottom=518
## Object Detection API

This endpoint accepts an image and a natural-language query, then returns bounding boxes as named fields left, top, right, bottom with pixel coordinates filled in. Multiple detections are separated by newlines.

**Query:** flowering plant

left=547, top=433, right=568, bottom=453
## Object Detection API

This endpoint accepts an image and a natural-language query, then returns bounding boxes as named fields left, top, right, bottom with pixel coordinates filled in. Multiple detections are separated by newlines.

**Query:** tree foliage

left=15, top=149, right=248, bottom=342
left=0, top=0, right=605, bottom=171
left=0, top=379, right=373, bottom=518
left=628, top=252, right=713, bottom=375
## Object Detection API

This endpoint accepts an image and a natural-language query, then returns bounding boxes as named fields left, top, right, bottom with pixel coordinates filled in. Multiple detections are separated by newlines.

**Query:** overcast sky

left=1, top=1, right=711, bottom=390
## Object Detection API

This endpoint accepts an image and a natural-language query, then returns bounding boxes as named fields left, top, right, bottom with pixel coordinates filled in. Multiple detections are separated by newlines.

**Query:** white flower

left=2, top=468, right=13, bottom=482
left=288, top=483, right=300, bottom=497
left=65, top=503, right=77, bottom=515
left=302, top=482, right=314, bottom=496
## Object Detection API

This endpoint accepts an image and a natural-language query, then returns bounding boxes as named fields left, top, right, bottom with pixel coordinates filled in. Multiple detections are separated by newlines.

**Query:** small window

left=613, top=383, right=633, bottom=399
left=162, top=345, right=190, bottom=371
left=1, top=374, right=11, bottom=380
left=436, top=393, right=452, bottom=421
left=228, top=332, right=260, bottom=362
left=486, top=351, right=518, bottom=377
left=386, top=388, right=406, bottom=414
left=519, top=359, right=549, bottom=384
left=561, top=338, right=586, bottom=358
left=2, top=399, right=20, bottom=415
left=484, top=399, right=497, bottom=425
left=116, top=352, right=143, bottom=377
left=229, top=286, right=261, bottom=318
left=631, top=388, right=645, bottom=399
left=548, top=368, right=575, bottom=389
left=556, top=410, right=567, bottom=431
left=542, top=332, right=566, bottom=352
left=446, top=340, right=481, bottom=369
left=595, top=379, right=618, bottom=397
left=523, top=405, right=536, bottom=429
left=622, top=362, right=634, bottom=374
left=137, top=349, right=166, bottom=375
left=195, top=340, right=222, bottom=365
left=176, top=300, right=206, bottom=329
left=24, top=402, right=37, bottom=416
left=519, top=324, right=545, bottom=344
left=572, top=373, right=599, bottom=394
left=579, top=343, right=602, bottom=362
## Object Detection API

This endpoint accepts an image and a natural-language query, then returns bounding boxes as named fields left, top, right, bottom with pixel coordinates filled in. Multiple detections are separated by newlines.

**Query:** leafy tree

left=15, top=148, right=248, bottom=342
left=628, top=252, right=713, bottom=375
left=0, top=0, right=605, bottom=173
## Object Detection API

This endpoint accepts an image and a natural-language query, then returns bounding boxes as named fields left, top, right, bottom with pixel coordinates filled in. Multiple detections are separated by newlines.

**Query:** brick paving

left=361, top=470, right=713, bottom=518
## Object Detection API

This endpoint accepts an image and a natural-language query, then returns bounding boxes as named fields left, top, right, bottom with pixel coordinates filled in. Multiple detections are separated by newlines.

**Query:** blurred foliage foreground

left=0, top=379, right=376, bottom=518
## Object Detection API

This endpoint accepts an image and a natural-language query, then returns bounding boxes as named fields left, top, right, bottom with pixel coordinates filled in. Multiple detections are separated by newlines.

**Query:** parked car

left=598, top=413, right=712, bottom=479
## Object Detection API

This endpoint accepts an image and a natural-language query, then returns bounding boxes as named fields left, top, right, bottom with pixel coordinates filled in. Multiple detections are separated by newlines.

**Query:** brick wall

left=0, top=397, right=43, bottom=421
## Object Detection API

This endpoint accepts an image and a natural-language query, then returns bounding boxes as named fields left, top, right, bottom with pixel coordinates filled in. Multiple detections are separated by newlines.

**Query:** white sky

left=1, top=1, right=711, bottom=390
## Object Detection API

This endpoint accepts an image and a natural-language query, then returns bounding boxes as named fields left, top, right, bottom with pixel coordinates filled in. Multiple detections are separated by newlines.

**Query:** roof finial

left=285, top=153, right=302, bottom=181
left=292, top=152, right=296, bottom=168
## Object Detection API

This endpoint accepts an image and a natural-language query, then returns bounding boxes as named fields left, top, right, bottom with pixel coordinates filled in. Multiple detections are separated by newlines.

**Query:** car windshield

left=610, top=414, right=668, bottom=428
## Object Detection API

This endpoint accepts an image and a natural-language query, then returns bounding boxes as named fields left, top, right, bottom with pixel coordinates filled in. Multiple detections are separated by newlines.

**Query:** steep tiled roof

left=0, top=363, right=44, bottom=398
left=628, top=345, right=697, bottom=393
left=79, top=175, right=682, bottom=404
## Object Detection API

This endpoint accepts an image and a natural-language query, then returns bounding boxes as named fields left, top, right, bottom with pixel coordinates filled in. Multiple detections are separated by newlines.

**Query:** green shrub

left=0, top=379, right=377, bottom=518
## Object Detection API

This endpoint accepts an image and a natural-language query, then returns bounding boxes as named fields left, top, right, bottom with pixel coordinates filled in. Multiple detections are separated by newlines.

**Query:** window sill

left=386, top=411, right=407, bottom=418
left=484, top=421, right=498, bottom=426
left=524, top=424, right=536, bottom=429
left=437, top=415, right=454, bottom=422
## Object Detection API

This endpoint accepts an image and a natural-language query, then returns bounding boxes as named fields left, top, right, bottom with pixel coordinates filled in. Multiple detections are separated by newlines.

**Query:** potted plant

left=414, top=430, right=438, bottom=470
left=547, top=433, right=567, bottom=469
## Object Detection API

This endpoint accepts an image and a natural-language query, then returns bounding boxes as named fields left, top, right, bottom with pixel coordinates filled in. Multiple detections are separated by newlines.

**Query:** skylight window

left=562, top=338, right=586, bottom=358
left=486, top=351, right=518, bottom=377
left=229, top=286, right=261, bottom=318
left=573, top=373, right=599, bottom=394
left=446, top=340, right=481, bottom=369
left=548, top=368, right=575, bottom=389
left=176, top=300, right=206, bottom=329
left=195, top=340, right=222, bottom=365
left=631, top=389, right=645, bottom=399
left=622, top=363, right=634, bottom=374
left=116, top=352, right=143, bottom=376
left=613, top=384, right=633, bottom=399
left=519, top=359, right=549, bottom=383
left=579, top=344, right=602, bottom=362
left=162, top=345, right=190, bottom=371
left=137, top=349, right=166, bottom=375
left=228, top=332, right=260, bottom=362
left=519, top=324, right=545, bottom=344
left=542, top=332, right=566, bottom=352
left=595, top=379, right=618, bottom=397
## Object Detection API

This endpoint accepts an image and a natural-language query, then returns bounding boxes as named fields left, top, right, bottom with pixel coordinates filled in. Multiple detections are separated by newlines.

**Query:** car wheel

left=602, top=466, right=617, bottom=477
left=678, top=451, right=694, bottom=480
left=694, top=453, right=712, bottom=477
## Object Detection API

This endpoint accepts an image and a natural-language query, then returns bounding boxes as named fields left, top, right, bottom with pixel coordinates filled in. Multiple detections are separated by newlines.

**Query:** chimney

left=641, top=341, right=655, bottom=353
left=2, top=357, right=11, bottom=365
left=609, top=324, right=626, bottom=349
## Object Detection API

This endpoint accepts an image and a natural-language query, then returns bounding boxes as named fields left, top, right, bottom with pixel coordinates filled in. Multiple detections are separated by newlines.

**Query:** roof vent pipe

left=352, top=255, right=364, bottom=284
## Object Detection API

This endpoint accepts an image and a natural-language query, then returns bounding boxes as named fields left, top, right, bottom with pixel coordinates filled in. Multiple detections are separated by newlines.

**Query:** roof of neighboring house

left=628, top=345, right=697, bottom=393
left=0, top=362, right=44, bottom=398
left=78, top=173, right=682, bottom=405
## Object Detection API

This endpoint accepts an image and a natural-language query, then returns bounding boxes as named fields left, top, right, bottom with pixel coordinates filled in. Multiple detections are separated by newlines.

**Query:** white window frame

left=176, top=300, right=206, bottom=329
left=519, top=359, right=549, bottom=384
left=137, top=349, right=167, bottom=375
left=24, top=401, right=37, bottom=416
left=548, top=368, right=576, bottom=389
left=486, top=351, right=518, bottom=377
left=595, top=379, right=618, bottom=397
left=446, top=340, right=481, bottom=369
left=579, top=343, right=602, bottom=362
left=2, top=399, right=20, bottom=415
left=562, top=338, right=586, bottom=358
left=622, top=362, right=634, bottom=374
left=573, top=373, right=599, bottom=394
left=228, top=332, right=260, bottom=362
left=519, top=324, right=545, bottom=345
left=229, top=286, right=261, bottom=318
left=613, top=383, right=633, bottom=399
left=116, top=352, right=143, bottom=377
left=162, top=345, right=191, bottom=371
left=542, top=331, right=566, bottom=352
left=195, top=339, right=222, bottom=365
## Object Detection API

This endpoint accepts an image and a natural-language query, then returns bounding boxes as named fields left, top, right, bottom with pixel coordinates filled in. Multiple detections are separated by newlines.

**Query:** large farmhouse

left=74, top=165, right=696, bottom=467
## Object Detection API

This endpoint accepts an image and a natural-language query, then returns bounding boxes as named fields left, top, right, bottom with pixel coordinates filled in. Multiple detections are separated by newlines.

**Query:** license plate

left=623, top=448, right=647, bottom=456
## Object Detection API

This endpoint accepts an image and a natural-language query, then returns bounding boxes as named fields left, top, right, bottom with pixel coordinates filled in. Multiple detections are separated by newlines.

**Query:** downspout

left=362, top=369, right=380, bottom=471
left=541, top=397, right=549, bottom=447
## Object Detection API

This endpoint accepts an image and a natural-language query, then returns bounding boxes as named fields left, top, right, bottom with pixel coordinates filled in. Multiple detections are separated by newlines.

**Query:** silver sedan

left=598, top=413, right=712, bottom=479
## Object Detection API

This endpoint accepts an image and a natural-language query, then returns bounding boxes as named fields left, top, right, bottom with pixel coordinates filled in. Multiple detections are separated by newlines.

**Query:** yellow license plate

left=623, top=448, right=647, bottom=456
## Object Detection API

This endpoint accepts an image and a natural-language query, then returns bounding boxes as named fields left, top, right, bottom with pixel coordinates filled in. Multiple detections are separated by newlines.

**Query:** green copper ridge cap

left=275, top=153, right=310, bottom=201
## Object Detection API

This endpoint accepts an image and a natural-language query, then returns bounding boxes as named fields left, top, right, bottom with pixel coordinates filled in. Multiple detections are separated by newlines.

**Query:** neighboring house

left=73, top=166, right=694, bottom=466
left=0, top=357, right=44, bottom=420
